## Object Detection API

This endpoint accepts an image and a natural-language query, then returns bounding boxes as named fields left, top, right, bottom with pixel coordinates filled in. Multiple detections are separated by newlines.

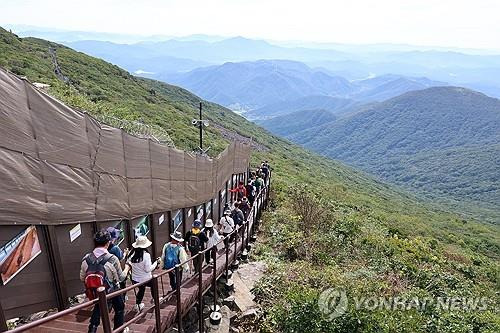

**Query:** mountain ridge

left=1, top=27, right=499, bottom=332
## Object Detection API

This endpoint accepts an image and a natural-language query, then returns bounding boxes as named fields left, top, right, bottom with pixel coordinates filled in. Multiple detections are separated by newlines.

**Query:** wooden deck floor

left=29, top=240, right=244, bottom=333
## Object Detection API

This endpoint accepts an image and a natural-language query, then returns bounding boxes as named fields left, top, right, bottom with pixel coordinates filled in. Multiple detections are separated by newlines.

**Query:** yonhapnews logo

left=318, top=289, right=348, bottom=320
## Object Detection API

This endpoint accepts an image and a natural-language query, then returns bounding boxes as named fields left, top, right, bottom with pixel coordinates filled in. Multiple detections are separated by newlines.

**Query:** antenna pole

left=199, top=101, right=203, bottom=151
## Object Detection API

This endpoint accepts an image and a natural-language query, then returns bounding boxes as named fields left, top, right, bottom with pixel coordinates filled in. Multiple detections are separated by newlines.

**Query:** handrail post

left=242, top=220, right=246, bottom=252
left=97, top=287, right=112, bottom=333
left=197, top=253, right=204, bottom=333
left=225, top=237, right=229, bottom=278
left=151, top=275, right=162, bottom=332
left=175, top=266, right=183, bottom=333
left=233, top=227, right=237, bottom=262
left=212, top=246, right=217, bottom=312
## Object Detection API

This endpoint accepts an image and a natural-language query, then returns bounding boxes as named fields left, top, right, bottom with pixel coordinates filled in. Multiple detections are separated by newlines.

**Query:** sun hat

left=205, top=219, right=214, bottom=227
left=170, top=231, right=184, bottom=242
left=132, top=235, right=152, bottom=249
left=106, top=226, right=121, bottom=240
left=193, top=219, right=202, bottom=228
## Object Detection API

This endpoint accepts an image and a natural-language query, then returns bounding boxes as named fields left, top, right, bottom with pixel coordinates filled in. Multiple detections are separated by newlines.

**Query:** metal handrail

left=8, top=183, right=268, bottom=333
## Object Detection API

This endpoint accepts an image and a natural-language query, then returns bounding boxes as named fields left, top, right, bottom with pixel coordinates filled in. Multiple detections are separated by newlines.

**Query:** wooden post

left=175, top=266, right=183, bottom=333
left=212, top=246, right=217, bottom=311
left=150, top=214, right=158, bottom=259
left=225, top=238, right=229, bottom=279
left=151, top=275, right=162, bottom=332
left=218, top=190, right=222, bottom=222
left=44, top=225, right=69, bottom=310
left=182, top=208, right=187, bottom=237
left=97, top=287, right=112, bottom=333
left=0, top=300, right=8, bottom=332
left=125, top=219, right=133, bottom=249
left=197, top=254, right=204, bottom=333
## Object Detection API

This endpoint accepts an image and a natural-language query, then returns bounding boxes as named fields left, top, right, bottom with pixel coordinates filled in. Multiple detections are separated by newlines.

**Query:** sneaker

left=133, top=303, right=145, bottom=312
left=123, top=328, right=130, bottom=333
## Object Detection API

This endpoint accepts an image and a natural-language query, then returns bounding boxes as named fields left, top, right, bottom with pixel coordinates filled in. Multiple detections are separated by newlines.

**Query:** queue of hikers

left=79, top=161, right=270, bottom=333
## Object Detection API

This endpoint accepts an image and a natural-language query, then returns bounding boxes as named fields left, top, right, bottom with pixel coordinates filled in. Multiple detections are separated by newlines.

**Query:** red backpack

left=84, top=253, right=112, bottom=300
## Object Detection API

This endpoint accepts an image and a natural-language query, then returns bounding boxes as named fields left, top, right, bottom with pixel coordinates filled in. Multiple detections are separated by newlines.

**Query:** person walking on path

left=229, top=181, right=247, bottom=201
left=80, top=230, right=130, bottom=333
left=219, top=209, right=234, bottom=248
left=161, top=231, right=189, bottom=290
left=185, top=219, right=208, bottom=273
left=106, top=226, right=129, bottom=299
left=204, top=219, right=221, bottom=264
left=127, top=235, right=160, bottom=312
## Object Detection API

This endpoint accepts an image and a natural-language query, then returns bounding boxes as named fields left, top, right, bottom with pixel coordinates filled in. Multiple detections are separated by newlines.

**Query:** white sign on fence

left=159, top=214, right=165, bottom=225
left=69, top=224, right=82, bottom=242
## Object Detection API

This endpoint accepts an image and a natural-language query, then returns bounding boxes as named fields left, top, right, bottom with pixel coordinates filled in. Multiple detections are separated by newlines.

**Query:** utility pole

left=199, top=102, right=203, bottom=151
left=191, top=101, right=210, bottom=154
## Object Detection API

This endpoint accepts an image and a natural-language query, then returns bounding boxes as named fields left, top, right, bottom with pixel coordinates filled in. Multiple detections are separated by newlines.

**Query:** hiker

left=204, top=219, right=221, bottom=264
left=127, top=235, right=160, bottom=312
left=185, top=219, right=208, bottom=273
left=161, top=231, right=189, bottom=291
left=106, top=227, right=129, bottom=298
left=254, top=173, right=264, bottom=195
left=219, top=209, right=234, bottom=248
left=245, top=180, right=256, bottom=205
left=261, top=162, right=270, bottom=183
left=229, top=181, right=247, bottom=201
left=239, top=197, right=251, bottom=218
left=80, top=230, right=130, bottom=333
left=231, top=202, right=245, bottom=226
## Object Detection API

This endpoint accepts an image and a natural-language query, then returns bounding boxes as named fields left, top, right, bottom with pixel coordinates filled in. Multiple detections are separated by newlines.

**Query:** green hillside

left=287, top=87, right=500, bottom=223
left=256, top=109, right=336, bottom=137
left=1, top=28, right=499, bottom=332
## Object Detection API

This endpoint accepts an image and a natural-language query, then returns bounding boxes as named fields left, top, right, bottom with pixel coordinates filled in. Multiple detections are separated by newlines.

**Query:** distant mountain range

left=46, top=34, right=500, bottom=99
left=164, top=60, right=446, bottom=113
left=259, top=87, right=500, bottom=222
left=247, top=95, right=361, bottom=119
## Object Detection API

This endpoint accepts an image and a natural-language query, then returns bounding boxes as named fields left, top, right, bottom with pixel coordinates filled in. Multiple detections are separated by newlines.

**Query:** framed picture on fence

left=0, top=226, right=42, bottom=285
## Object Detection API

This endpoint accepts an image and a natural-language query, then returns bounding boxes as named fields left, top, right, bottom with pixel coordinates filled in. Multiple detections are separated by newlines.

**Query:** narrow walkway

left=30, top=240, right=245, bottom=333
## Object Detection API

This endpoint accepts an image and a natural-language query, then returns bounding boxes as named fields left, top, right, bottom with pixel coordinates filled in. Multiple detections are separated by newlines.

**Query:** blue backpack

left=163, top=244, right=181, bottom=269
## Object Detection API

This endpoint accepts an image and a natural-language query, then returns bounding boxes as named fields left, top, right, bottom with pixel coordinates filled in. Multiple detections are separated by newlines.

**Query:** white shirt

left=128, top=251, right=158, bottom=283
left=206, top=229, right=221, bottom=249
left=219, top=215, right=234, bottom=234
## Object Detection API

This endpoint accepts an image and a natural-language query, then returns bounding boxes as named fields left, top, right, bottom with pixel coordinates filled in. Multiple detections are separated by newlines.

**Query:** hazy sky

left=1, top=0, right=499, bottom=49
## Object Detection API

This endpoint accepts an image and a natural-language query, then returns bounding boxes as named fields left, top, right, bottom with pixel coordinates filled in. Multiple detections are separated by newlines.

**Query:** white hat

left=205, top=219, right=214, bottom=227
left=132, top=235, right=152, bottom=249
left=170, top=231, right=184, bottom=242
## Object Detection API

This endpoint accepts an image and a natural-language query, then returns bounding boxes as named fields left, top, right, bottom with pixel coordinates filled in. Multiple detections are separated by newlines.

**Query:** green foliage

left=1, top=27, right=498, bottom=332
left=269, top=88, right=500, bottom=223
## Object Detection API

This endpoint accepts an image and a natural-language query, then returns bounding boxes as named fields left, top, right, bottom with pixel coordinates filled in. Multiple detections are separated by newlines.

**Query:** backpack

left=245, top=184, right=255, bottom=197
left=163, top=244, right=181, bottom=269
left=188, top=232, right=201, bottom=253
left=84, top=253, right=112, bottom=300
left=232, top=209, right=243, bottom=226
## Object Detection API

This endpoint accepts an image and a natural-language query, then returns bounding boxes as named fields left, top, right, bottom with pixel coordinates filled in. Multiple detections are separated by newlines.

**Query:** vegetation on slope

left=255, top=109, right=336, bottom=137
left=283, top=87, right=500, bottom=223
left=1, top=28, right=498, bottom=332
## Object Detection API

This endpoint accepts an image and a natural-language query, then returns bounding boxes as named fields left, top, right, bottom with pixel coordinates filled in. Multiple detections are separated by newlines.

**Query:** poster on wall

left=197, top=204, right=204, bottom=220
left=0, top=226, right=42, bottom=285
left=134, top=216, right=150, bottom=239
left=159, top=214, right=165, bottom=226
left=114, top=220, right=125, bottom=245
left=172, top=210, right=182, bottom=232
